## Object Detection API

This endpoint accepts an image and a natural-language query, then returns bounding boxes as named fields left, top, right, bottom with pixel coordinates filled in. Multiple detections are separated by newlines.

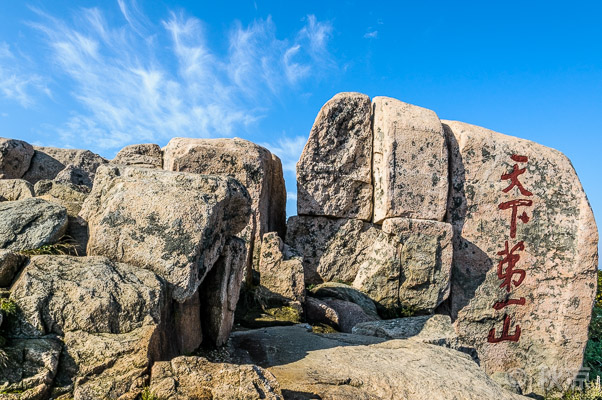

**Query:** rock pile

left=0, top=90, right=597, bottom=399
left=289, top=92, right=598, bottom=396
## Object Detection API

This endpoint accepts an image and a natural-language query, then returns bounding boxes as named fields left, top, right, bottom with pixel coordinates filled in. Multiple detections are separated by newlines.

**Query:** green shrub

left=0, top=299, right=16, bottom=316
left=19, top=236, right=79, bottom=256
left=140, top=386, right=159, bottom=400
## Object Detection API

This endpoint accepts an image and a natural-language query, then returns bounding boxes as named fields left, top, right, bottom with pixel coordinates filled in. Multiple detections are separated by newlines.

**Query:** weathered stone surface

left=306, top=294, right=376, bottom=332
left=286, top=216, right=396, bottom=287
left=257, top=232, right=305, bottom=305
left=304, top=297, right=340, bottom=330
left=228, top=325, right=526, bottom=400
left=297, top=92, right=373, bottom=220
left=353, top=314, right=456, bottom=342
left=8, top=255, right=165, bottom=338
left=310, top=282, right=380, bottom=319
left=199, top=237, right=247, bottom=347
left=0, top=250, right=27, bottom=287
left=22, top=146, right=107, bottom=186
left=163, top=137, right=286, bottom=282
left=444, top=120, right=599, bottom=395
left=372, top=97, right=448, bottom=223
left=382, top=218, right=453, bottom=313
left=54, top=164, right=93, bottom=187
left=149, top=356, right=283, bottom=400
left=0, top=138, right=34, bottom=179
left=80, top=165, right=251, bottom=302
left=287, top=216, right=451, bottom=316
left=112, top=143, right=163, bottom=169
left=0, top=337, right=62, bottom=400
left=56, top=326, right=158, bottom=400
left=34, top=180, right=90, bottom=254
left=0, top=198, right=67, bottom=252
left=0, top=179, right=34, bottom=202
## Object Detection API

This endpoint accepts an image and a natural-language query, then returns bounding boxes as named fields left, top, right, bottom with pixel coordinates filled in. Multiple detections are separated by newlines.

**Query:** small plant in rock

left=19, top=236, right=79, bottom=256
left=0, top=298, right=17, bottom=316
left=140, top=386, right=159, bottom=400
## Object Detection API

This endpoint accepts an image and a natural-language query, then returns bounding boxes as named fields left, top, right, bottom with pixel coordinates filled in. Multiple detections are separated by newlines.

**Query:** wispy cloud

left=0, top=42, right=50, bottom=107
left=263, top=134, right=307, bottom=173
left=15, top=2, right=334, bottom=152
left=364, top=30, right=378, bottom=39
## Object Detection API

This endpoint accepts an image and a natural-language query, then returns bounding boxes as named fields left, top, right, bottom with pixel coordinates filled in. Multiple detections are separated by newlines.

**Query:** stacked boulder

left=291, top=92, right=599, bottom=396
left=0, top=137, right=287, bottom=399
left=289, top=93, right=453, bottom=320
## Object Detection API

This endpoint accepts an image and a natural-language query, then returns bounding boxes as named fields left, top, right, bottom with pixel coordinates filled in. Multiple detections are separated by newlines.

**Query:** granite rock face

left=80, top=165, right=251, bottom=302
left=352, top=314, right=457, bottom=343
left=149, top=356, right=283, bottom=400
left=228, top=325, right=526, bottom=400
left=0, top=249, right=27, bottom=287
left=0, top=337, right=62, bottom=400
left=445, top=120, right=599, bottom=395
left=0, top=179, right=34, bottom=202
left=372, top=97, right=448, bottom=223
left=163, top=137, right=286, bottom=282
left=9, top=256, right=165, bottom=338
left=0, top=138, right=34, bottom=179
left=23, top=146, right=107, bottom=186
left=257, top=232, right=305, bottom=305
left=287, top=215, right=452, bottom=316
left=297, top=92, right=373, bottom=220
left=309, top=282, right=380, bottom=319
left=54, top=164, right=93, bottom=187
left=199, top=237, right=247, bottom=347
left=0, top=198, right=68, bottom=252
left=112, top=143, right=163, bottom=169
left=34, top=180, right=90, bottom=254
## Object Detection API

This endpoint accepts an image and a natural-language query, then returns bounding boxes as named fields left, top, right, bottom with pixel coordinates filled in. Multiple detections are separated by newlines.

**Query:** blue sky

left=0, top=1, right=601, bottom=258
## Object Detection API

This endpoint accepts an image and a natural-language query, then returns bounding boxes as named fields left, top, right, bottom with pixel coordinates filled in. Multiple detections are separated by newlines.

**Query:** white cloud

left=0, top=41, right=50, bottom=107
left=21, top=4, right=334, bottom=151
left=364, top=30, right=378, bottom=39
left=262, top=134, right=307, bottom=173
left=287, top=191, right=297, bottom=201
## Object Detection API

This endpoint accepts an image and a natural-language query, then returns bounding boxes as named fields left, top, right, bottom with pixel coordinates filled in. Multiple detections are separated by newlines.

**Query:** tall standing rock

left=163, top=137, right=286, bottom=281
left=372, top=97, right=448, bottom=223
left=445, top=120, right=598, bottom=395
left=0, top=138, right=34, bottom=179
left=297, top=92, right=373, bottom=221
left=80, top=165, right=251, bottom=303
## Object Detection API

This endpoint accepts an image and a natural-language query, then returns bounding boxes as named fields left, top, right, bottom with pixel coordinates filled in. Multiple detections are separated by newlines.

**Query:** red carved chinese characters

left=497, top=241, right=526, bottom=292
left=501, top=154, right=533, bottom=196
left=488, top=314, right=522, bottom=343
left=488, top=154, right=534, bottom=344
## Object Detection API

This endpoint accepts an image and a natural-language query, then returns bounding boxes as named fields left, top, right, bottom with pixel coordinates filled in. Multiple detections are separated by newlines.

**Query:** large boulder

left=309, top=282, right=379, bottom=319
left=382, top=218, right=453, bottom=313
left=353, top=314, right=456, bottom=343
left=149, top=356, right=283, bottom=400
left=0, top=337, right=62, bottom=400
left=228, top=325, right=526, bottom=400
left=257, top=232, right=305, bottom=305
left=305, top=296, right=377, bottom=333
left=297, top=92, right=373, bottom=220
left=112, top=143, right=163, bottom=169
left=287, top=216, right=452, bottom=316
left=6, top=256, right=171, bottom=399
left=22, top=146, right=107, bottom=186
left=54, top=164, right=93, bottom=187
left=34, top=180, right=90, bottom=254
left=0, top=179, right=34, bottom=202
left=372, top=97, right=448, bottom=223
left=56, top=326, right=159, bottom=400
left=162, top=137, right=286, bottom=282
left=0, top=198, right=68, bottom=252
left=79, top=165, right=251, bottom=302
left=0, top=138, right=34, bottom=179
left=445, top=120, right=598, bottom=395
left=8, top=256, right=165, bottom=338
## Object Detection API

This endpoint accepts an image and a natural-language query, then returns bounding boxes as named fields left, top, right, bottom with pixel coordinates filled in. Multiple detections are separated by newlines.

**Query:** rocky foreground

left=0, top=93, right=598, bottom=399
